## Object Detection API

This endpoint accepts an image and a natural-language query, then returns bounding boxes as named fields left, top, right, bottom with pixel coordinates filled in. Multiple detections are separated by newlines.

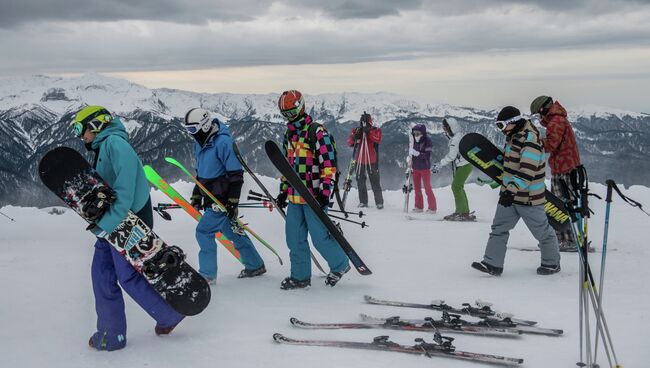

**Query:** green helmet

left=71, top=105, right=113, bottom=137
left=530, top=96, right=553, bottom=115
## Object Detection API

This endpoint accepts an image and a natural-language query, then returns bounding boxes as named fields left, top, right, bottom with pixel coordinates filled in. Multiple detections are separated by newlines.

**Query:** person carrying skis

left=275, top=90, right=350, bottom=289
left=71, top=105, right=184, bottom=351
left=183, top=108, right=266, bottom=283
left=431, top=118, right=475, bottom=221
left=346, top=112, right=384, bottom=209
left=472, top=106, right=561, bottom=276
left=530, top=95, right=584, bottom=252
left=409, top=124, right=437, bottom=213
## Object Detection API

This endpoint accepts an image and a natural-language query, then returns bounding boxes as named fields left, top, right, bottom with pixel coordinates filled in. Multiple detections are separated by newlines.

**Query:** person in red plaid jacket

left=275, top=90, right=350, bottom=290
left=531, top=95, right=583, bottom=251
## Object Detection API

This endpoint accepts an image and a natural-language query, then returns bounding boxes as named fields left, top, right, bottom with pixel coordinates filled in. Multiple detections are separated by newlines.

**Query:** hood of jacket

left=443, top=117, right=461, bottom=137
left=411, top=124, right=428, bottom=137
left=541, top=101, right=567, bottom=127
left=91, top=117, right=129, bottom=150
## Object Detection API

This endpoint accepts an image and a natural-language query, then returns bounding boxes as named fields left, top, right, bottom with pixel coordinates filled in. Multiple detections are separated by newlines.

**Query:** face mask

left=414, top=135, right=422, bottom=142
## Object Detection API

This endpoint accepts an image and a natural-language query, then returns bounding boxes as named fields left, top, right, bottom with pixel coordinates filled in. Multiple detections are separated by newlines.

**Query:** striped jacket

left=280, top=115, right=337, bottom=204
left=502, top=120, right=547, bottom=206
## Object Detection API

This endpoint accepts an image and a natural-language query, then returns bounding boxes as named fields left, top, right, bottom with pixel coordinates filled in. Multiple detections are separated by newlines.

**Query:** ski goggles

left=184, top=124, right=200, bottom=135
left=71, top=109, right=111, bottom=137
left=280, top=106, right=303, bottom=121
left=495, top=115, right=525, bottom=132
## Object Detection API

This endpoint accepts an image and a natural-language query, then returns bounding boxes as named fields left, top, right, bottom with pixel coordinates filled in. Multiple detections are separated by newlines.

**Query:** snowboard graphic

left=458, top=133, right=571, bottom=231
left=39, top=147, right=210, bottom=316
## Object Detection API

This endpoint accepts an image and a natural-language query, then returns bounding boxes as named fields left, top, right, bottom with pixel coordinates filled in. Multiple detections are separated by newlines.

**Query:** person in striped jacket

left=275, top=90, right=351, bottom=289
left=472, top=106, right=561, bottom=276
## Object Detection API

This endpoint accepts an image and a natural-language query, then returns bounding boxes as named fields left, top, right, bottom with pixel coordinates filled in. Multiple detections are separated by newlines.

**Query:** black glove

left=225, top=198, right=239, bottom=220
left=498, top=190, right=515, bottom=207
left=190, top=194, right=203, bottom=212
left=276, top=192, right=288, bottom=210
left=353, top=128, right=362, bottom=140
left=362, top=125, right=371, bottom=134
left=317, top=193, right=330, bottom=209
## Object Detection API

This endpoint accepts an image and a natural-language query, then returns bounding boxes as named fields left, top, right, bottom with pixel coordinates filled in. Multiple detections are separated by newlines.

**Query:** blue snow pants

left=195, top=207, right=264, bottom=279
left=90, top=198, right=183, bottom=350
left=286, top=203, right=349, bottom=280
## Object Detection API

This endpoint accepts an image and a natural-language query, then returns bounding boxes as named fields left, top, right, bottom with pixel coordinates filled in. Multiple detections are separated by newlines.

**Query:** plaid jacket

left=280, top=115, right=337, bottom=204
left=502, top=120, right=547, bottom=206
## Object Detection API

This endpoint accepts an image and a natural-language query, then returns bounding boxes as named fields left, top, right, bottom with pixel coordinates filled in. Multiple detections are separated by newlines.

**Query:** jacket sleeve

left=347, top=128, right=358, bottom=147
left=541, top=119, right=566, bottom=154
left=97, top=136, right=140, bottom=233
left=314, top=126, right=337, bottom=198
left=438, top=134, right=461, bottom=167
left=216, top=136, right=244, bottom=200
left=367, top=127, right=382, bottom=144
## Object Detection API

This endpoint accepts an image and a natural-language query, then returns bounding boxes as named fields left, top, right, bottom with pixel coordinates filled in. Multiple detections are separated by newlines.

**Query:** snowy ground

left=1, top=177, right=648, bottom=367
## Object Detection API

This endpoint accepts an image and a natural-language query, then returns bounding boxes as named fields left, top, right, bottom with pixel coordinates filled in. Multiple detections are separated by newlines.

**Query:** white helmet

left=184, top=108, right=213, bottom=135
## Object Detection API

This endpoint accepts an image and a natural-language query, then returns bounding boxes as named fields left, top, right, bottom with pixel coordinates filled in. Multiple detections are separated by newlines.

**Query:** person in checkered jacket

left=275, top=90, right=351, bottom=290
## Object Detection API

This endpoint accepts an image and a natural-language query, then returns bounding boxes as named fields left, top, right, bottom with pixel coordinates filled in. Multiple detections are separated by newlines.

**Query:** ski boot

left=426, top=209, right=437, bottom=215
left=280, top=277, right=311, bottom=290
left=238, top=265, right=267, bottom=278
left=412, top=208, right=423, bottom=213
left=358, top=203, right=368, bottom=208
left=471, top=261, right=503, bottom=276
left=536, top=264, right=561, bottom=275
left=376, top=203, right=384, bottom=210
left=88, top=331, right=126, bottom=351
left=155, top=316, right=185, bottom=336
left=325, top=264, right=351, bottom=287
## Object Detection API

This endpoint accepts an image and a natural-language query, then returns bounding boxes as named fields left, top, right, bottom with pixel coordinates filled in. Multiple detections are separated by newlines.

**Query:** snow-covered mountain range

left=1, top=73, right=649, bottom=207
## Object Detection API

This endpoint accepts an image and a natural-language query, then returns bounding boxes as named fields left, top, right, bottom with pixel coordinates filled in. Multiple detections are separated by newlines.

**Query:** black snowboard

left=459, top=133, right=571, bottom=232
left=39, top=147, right=210, bottom=316
left=264, top=140, right=372, bottom=275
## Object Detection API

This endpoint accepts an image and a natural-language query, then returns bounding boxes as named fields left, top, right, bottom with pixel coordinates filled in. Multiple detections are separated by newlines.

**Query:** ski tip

left=272, top=333, right=285, bottom=342
left=363, top=295, right=374, bottom=302
left=289, top=317, right=301, bottom=326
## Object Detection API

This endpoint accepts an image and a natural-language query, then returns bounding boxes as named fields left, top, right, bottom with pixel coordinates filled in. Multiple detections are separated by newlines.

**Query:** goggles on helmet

left=495, top=115, right=524, bottom=132
left=280, top=106, right=303, bottom=121
left=71, top=109, right=111, bottom=137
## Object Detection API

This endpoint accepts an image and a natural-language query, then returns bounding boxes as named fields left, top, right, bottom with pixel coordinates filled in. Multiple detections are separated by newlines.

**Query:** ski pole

left=153, top=207, right=173, bottom=221
left=0, top=209, right=15, bottom=222
left=593, top=181, right=614, bottom=365
left=327, top=213, right=368, bottom=228
left=156, top=203, right=182, bottom=209
left=327, top=208, right=365, bottom=218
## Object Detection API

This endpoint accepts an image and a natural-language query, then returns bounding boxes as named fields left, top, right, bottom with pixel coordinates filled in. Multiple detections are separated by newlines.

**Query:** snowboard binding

left=81, top=186, right=116, bottom=222
left=143, top=246, right=186, bottom=279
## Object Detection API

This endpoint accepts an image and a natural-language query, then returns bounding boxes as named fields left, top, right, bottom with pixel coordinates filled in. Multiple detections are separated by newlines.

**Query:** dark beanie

left=496, top=106, right=521, bottom=122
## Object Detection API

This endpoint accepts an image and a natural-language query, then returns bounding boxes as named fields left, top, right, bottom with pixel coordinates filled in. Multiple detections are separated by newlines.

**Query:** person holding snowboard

left=346, top=112, right=384, bottom=209
left=431, top=118, right=475, bottom=221
left=530, top=95, right=584, bottom=252
left=409, top=124, right=437, bottom=213
left=71, top=105, right=184, bottom=351
left=472, top=106, right=561, bottom=276
left=275, top=90, right=350, bottom=289
left=183, top=108, right=266, bottom=284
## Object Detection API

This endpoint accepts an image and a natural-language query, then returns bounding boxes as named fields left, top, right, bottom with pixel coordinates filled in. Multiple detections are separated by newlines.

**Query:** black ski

left=364, top=295, right=537, bottom=326
left=232, top=142, right=325, bottom=275
left=360, top=314, right=563, bottom=337
left=273, top=333, right=524, bottom=366
left=265, top=140, right=371, bottom=275
left=290, top=316, right=522, bottom=337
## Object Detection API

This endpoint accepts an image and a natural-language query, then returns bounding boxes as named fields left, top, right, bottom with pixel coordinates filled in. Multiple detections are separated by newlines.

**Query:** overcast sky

left=1, top=0, right=649, bottom=111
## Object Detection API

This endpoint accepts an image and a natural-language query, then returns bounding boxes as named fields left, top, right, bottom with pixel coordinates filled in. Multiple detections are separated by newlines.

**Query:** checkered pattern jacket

left=280, top=115, right=337, bottom=204
left=502, top=120, right=547, bottom=206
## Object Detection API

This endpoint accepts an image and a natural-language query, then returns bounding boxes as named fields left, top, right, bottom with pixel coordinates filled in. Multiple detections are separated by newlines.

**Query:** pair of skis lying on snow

left=275, top=295, right=563, bottom=365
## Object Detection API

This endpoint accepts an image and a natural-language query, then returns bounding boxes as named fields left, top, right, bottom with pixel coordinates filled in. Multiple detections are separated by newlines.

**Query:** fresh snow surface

left=1, top=178, right=648, bottom=367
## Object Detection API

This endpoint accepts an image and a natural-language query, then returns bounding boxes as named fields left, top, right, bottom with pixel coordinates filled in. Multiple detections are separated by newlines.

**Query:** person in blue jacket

left=183, top=108, right=266, bottom=283
left=71, top=105, right=184, bottom=351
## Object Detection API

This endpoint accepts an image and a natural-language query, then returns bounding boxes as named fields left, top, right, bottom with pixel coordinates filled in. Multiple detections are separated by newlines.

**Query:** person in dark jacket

left=472, top=106, right=561, bottom=276
left=346, top=112, right=384, bottom=209
left=409, top=124, right=437, bottom=213
left=71, top=105, right=184, bottom=351
left=183, top=108, right=266, bottom=284
left=530, top=95, right=584, bottom=252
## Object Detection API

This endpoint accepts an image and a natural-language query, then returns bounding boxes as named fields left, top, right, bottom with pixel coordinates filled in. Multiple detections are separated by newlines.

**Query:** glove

left=190, top=194, right=203, bottom=212
left=430, top=164, right=440, bottom=173
left=362, top=126, right=371, bottom=134
left=498, top=190, right=515, bottom=207
left=409, top=148, right=420, bottom=157
left=353, top=129, right=362, bottom=140
left=276, top=192, right=288, bottom=210
left=225, top=198, right=239, bottom=221
left=316, top=193, right=330, bottom=209
left=86, top=223, right=108, bottom=238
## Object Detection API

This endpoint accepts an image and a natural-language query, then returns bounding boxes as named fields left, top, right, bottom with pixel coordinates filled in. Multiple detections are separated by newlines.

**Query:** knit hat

left=530, top=95, right=554, bottom=115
